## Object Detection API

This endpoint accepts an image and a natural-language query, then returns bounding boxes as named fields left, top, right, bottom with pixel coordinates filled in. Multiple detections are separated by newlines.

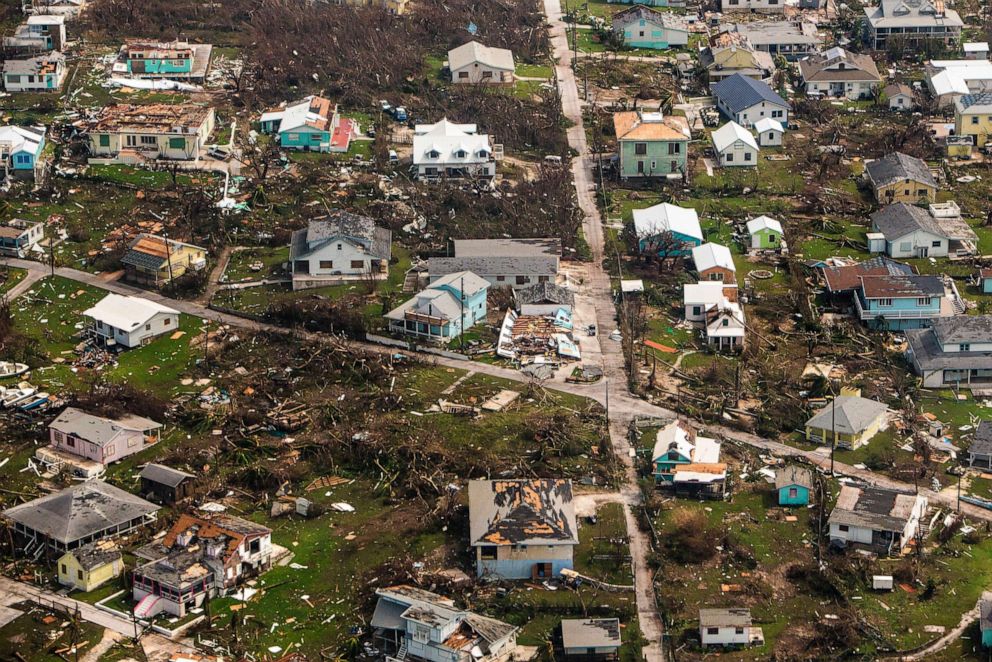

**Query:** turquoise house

left=112, top=41, right=212, bottom=81
left=775, top=466, right=812, bottom=506
left=259, top=96, right=354, bottom=153
left=385, top=270, right=489, bottom=342
left=633, top=202, right=703, bottom=257
left=0, top=125, right=46, bottom=180
left=854, top=274, right=950, bottom=331
left=613, top=110, right=690, bottom=179
left=608, top=0, right=674, bottom=5
left=611, top=6, right=689, bottom=50
left=981, top=269, right=992, bottom=294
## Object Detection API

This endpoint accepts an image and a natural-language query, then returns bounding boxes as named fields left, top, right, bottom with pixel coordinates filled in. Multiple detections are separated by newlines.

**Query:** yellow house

left=804, top=394, right=888, bottom=450
left=57, top=541, right=123, bottom=592
left=954, top=93, right=992, bottom=148
left=704, top=45, right=774, bottom=82
left=121, top=233, right=207, bottom=287
left=864, top=152, right=937, bottom=204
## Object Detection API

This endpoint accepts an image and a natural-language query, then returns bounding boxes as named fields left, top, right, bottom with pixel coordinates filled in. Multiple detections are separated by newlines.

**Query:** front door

left=916, top=247, right=929, bottom=258
left=637, top=160, right=644, bottom=174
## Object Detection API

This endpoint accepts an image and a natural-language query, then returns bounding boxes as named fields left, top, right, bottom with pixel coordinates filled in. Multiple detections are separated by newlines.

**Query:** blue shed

left=776, top=465, right=813, bottom=506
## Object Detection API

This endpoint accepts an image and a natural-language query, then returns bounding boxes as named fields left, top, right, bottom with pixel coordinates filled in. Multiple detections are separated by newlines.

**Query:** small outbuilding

left=139, top=463, right=196, bottom=504
left=745, top=215, right=784, bottom=250
left=884, top=83, right=915, bottom=111
left=711, top=121, right=759, bottom=168
left=775, top=465, right=813, bottom=506
left=699, top=608, right=763, bottom=648
left=754, top=117, right=784, bottom=146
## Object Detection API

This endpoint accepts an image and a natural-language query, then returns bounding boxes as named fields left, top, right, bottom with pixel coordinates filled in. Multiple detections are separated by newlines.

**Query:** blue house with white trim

left=385, top=270, right=489, bottom=342
left=712, top=73, right=790, bottom=128
left=776, top=465, right=812, bottom=506
left=611, top=6, right=689, bottom=50
left=0, top=125, right=47, bottom=180
left=633, top=202, right=703, bottom=256
left=854, top=274, right=956, bottom=331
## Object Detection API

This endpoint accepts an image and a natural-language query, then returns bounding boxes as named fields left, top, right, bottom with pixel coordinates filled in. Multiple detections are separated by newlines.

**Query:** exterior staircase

left=395, top=639, right=408, bottom=661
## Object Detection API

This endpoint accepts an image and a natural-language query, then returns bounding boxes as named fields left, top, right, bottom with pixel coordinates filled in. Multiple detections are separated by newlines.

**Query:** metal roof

left=561, top=619, right=622, bottom=649
left=448, top=41, right=515, bottom=72
left=699, top=608, right=752, bottom=628
left=711, top=120, right=759, bottom=153
left=712, top=73, right=790, bottom=114
left=805, top=395, right=887, bottom=435
left=140, top=463, right=195, bottom=488
left=50, top=407, right=161, bottom=446
left=468, top=479, right=578, bottom=547
left=775, top=465, right=813, bottom=490
left=83, top=293, right=178, bottom=330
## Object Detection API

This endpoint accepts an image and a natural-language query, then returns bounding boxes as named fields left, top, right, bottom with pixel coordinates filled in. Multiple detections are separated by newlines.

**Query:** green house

left=613, top=110, right=690, bottom=179
left=775, top=465, right=813, bottom=507
left=746, top=215, right=784, bottom=251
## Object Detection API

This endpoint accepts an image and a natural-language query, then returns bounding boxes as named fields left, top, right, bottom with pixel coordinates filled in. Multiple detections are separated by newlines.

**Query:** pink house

left=49, top=407, right=162, bottom=465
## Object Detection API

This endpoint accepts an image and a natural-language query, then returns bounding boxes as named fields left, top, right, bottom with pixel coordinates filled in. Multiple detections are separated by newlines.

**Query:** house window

left=692, top=306, right=701, bottom=316
left=725, top=153, right=734, bottom=162
left=772, top=110, right=783, bottom=118
left=413, top=625, right=430, bottom=644
left=145, top=323, right=151, bottom=331
left=7, top=75, right=19, bottom=83
left=61, top=564, right=67, bottom=574
left=350, top=260, right=364, bottom=269
left=709, top=273, right=722, bottom=281
left=668, top=142, right=681, bottom=155
left=960, top=343, right=971, bottom=351
left=744, top=152, right=752, bottom=161
left=735, top=627, right=745, bottom=634
left=973, top=116, right=980, bottom=125
left=722, top=319, right=729, bottom=326
left=481, top=71, right=492, bottom=79
left=878, top=298, right=893, bottom=306
left=496, top=275, right=506, bottom=282
left=54, top=431, right=63, bottom=442
left=163, top=318, right=171, bottom=326
left=917, top=297, right=931, bottom=306
left=458, top=71, right=469, bottom=79
left=707, top=627, right=720, bottom=635
left=789, top=487, right=797, bottom=497
left=516, top=276, right=528, bottom=285
left=337, top=244, right=342, bottom=250
left=839, top=524, right=849, bottom=532
left=634, top=142, right=647, bottom=155
left=98, top=135, right=110, bottom=147
left=319, top=260, right=333, bottom=269
left=932, top=240, right=941, bottom=247
left=539, top=275, right=549, bottom=282
left=66, top=437, right=75, bottom=447
left=140, top=135, right=156, bottom=145
left=77, top=569, right=83, bottom=580
left=169, top=137, right=186, bottom=150
left=480, top=545, right=497, bottom=560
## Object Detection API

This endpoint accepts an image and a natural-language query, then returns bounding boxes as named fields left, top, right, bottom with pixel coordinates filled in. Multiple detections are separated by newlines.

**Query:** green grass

left=575, top=502, right=634, bottom=585
left=87, top=164, right=201, bottom=189
left=516, top=63, right=554, bottom=79
left=0, top=267, right=27, bottom=295
left=0, top=602, right=106, bottom=661
left=222, top=246, right=290, bottom=283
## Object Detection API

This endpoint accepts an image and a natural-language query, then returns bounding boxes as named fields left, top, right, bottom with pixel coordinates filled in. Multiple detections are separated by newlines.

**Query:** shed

left=560, top=618, right=622, bottom=659
left=140, top=463, right=196, bottom=504
left=754, top=117, right=783, bottom=147
left=745, top=215, right=783, bottom=250
left=57, top=541, right=123, bottom=592
left=775, top=465, right=813, bottom=506
left=872, top=575, right=893, bottom=591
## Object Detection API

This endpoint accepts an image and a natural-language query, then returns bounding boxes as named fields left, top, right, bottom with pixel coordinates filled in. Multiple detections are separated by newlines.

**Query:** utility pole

left=829, top=380, right=836, bottom=476
left=163, top=233, right=174, bottom=284
left=459, top=274, right=465, bottom=351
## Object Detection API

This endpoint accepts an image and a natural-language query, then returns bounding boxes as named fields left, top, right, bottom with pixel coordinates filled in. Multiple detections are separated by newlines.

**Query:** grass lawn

left=222, top=246, right=290, bottom=283
left=287, top=139, right=373, bottom=162
left=575, top=502, right=634, bottom=585
left=516, top=63, right=554, bottom=79
left=87, top=164, right=205, bottom=189
left=0, top=267, right=27, bottom=295
left=0, top=601, right=106, bottom=661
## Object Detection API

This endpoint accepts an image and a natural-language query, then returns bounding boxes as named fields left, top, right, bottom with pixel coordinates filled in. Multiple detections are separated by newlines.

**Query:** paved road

left=0, top=576, right=136, bottom=636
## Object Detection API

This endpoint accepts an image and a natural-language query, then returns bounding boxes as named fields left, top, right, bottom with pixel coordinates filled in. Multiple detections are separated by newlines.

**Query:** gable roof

left=290, top=210, right=392, bottom=262
left=711, top=121, right=759, bottom=152
left=430, top=270, right=490, bottom=296
left=375, top=585, right=518, bottom=648
left=931, top=315, right=992, bottom=346
left=828, top=484, right=923, bottom=533
left=613, top=111, right=691, bottom=142
left=468, top=479, right=578, bottom=547
left=0, top=125, right=45, bottom=156
left=632, top=203, right=702, bottom=241
left=799, top=48, right=881, bottom=83
left=140, top=463, right=195, bottom=487
left=412, top=118, right=491, bottom=166
left=448, top=41, right=515, bottom=72
left=821, top=256, right=915, bottom=293
left=864, top=152, right=936, bottom=189
left=515, top=281, right=575, bottom=307
left=83, top=293, right=179, bottom=330
left=429, top=256, right=559, bottom=279
left=746, top=215, right=783, bottom=235
left=871, top=202, right=946, bottom=240
left=775, top=465, right=813, bottom=490
left=121, top=233, right=205, bottom=271
left=261, top=96, right=337, bottom=133
left=753, top=117, right=784, bottom=134
left=692, top=242, right=735, bottom=273
left=50, top=407, right=161, bottom=446
left=712, top=73, right=790, bottom=114
left=3, top=480, right=158, bottom=545
left=612, top=5, right=687, bottom=31
left=561, top=619, right=622, bottom=649
left=65, top=540, right=122, bottom=571
left=884, top=83, right=914, bottom=98
left=805, top=395, right=887, bottom=435
left=684, top=281, right=729, bottom=306
left=700, top=608, right=751, bottom=628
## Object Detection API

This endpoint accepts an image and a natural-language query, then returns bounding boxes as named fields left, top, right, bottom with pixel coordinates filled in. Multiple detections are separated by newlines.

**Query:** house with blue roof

left=712, top=73, right=790, bottom=128
left=385, top=271, right=489, bottom=342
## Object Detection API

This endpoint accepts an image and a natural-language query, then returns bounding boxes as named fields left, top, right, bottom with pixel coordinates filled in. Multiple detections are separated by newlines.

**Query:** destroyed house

left=372, top=585, right=519, bottom=662
left=132, top=513, right=272, bottom=618
left=3, top=15, right=65, bottom=53
left=2, top=480, right=158, bottom=556
left=469, top=479, right=579, bottom=579
left=385, top=271, right=489, bottom=342
left=46, top=407, right=162, bottom=466
left=429, top=238, right=561, bottom=289
left=88, top=104, right=216, bottom=163
left=112, top=40, right=212, bottom=81
left=2, top=51, right=66, bottom=92
left=820, top=256, right=915, bottom=295
left=905, top=315, right=992, bottom=388
left=651, top=420, right=727, bottom=498
left=289, top=211, right=392, bottom=290
left=0, top=219, right=44, bottom=257
left=828, top=484, right=927, bottom=555
left=260, top=95, right=355, bottom=153
left=121, top=233, right=207, bottom=286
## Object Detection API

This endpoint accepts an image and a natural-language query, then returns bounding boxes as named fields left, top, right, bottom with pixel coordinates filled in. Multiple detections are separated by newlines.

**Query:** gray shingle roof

left=775, top=465, right=813, bottom=490
left=140, top=463, right=195, bottom=488
left=699, top=608, right=751, bottom=628
left=957, top=92, right=992, bottom=112
left=561, top=619, right=622, bottom=649
left=515, top=282, right=575, bottom=307
left=865, top=152, right=936, bottom=189
left=871, top=202, right=945, bottom=240
left=805, top=396, right=887, bottom=435
left=931, top=315, right=992, bottom=345
left=290, top=211, right=392, bottom=262
left=712, top=73, right=791, bottom=114
left=3, top=480, right=158, bottom=545
left=906, top=325, right=992, bottom=372
left=971, top=421, right=992, bottom=459
left=50, top=407, right=161, bottom=447
left=69, top=541, right=122, bottom=571
left=428, top=256, right=558, bottom=279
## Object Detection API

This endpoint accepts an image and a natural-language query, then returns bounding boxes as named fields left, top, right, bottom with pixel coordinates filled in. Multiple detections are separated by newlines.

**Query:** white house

left=828, top=484, right=927, bottom=555
left=884, top=83, right=915, bottom=111
left=684, top=282, right=737, bottom=321
left=412, top=118, right=497, bottom=180
left=700, top=608, right=763, bottom=647
left=448, top=41, right=515, bottom=84
left=720, top=0, right=784, bottom=13
left=711, top=73, right=790, bottom=128
left=289, top=211, right=392, bottom=290
left=711, top=121, right=759, bottom=167
left=965, top=42, right=990, bottom=60
left=83, top=293, right=180, bottom=349
left=753, top=117, right=783, bottom=146
left=926, top=59, right=992, bottom=107
left=705, top=301, right=746, bottom=351
left=869, top=203, right=958, bottom=259
left=798, top=47, right=881, bottom=100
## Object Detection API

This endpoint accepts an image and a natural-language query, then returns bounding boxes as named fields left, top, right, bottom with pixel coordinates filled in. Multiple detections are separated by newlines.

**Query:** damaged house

left=87, top=104, right=216, bottom=163
left=372, top=585, right=519, bottom=662
left=112, top=40, right=212, bottom=82
left=828, top=484, right=927, bottom=555
left=36, top=407, right=162, bottom=476
left=468, top=479, right=579, bottom=580
left=2, top=51, right=66, bottom=92
left=428, top=238, right=561, bottom=290
left=289, top=211, right=391, bottom=290
left=868, top=201, right=976, bottom=259
left=0, top=124, right=48, bottom=182
left=651, top=420, right=727, bottom=499
left=260, top=95, right=356, bottom=153
left=864, top=152, right=937, bottom=204
left=3, top=480, right=158, bottom=556
left=132, top=513, right=272, bottom=618
left=121, top=233, right=207, bottom=287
